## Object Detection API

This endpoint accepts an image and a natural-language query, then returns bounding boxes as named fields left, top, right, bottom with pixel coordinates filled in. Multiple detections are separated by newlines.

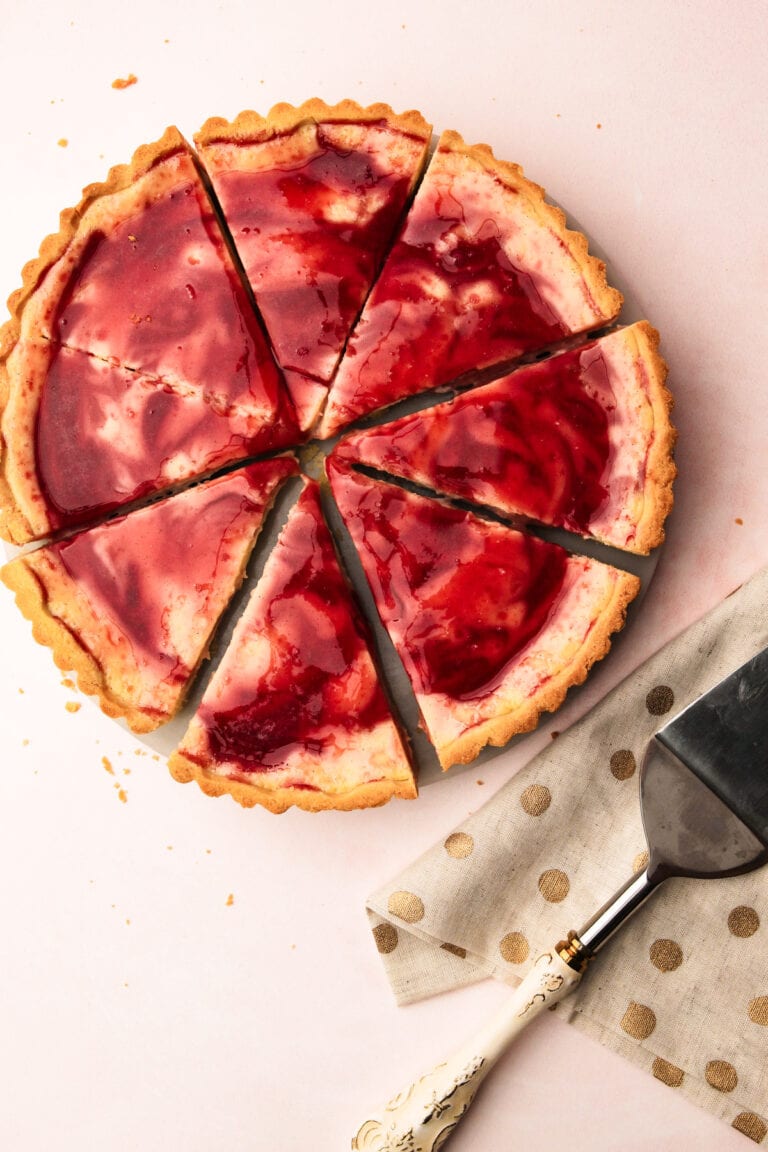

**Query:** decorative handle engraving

left=351, top=950, right=582, bottom=1151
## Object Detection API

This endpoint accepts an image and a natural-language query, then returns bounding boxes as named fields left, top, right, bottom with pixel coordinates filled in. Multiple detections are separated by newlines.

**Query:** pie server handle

left=350, top=947, right=582, bottom=1151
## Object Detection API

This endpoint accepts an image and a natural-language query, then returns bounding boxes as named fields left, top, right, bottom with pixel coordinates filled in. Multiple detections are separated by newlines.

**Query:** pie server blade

left=351, top=646, right=768, bottom=1151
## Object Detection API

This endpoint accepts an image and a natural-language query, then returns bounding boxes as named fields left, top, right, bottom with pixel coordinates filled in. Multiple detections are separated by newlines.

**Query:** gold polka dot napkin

left=366, top=565, right=768, bottom=1143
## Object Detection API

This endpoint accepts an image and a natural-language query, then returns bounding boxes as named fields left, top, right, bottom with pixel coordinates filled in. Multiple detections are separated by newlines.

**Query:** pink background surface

left=1, top=2, right=766, bottom=1148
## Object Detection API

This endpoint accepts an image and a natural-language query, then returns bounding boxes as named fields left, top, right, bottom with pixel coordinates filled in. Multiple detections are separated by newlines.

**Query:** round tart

left=0, top=100, right=675, bottom=811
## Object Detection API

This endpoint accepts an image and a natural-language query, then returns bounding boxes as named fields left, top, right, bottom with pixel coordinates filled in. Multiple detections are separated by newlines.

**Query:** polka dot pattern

left=610, top=749, right=636, bottom=780
left=444, top=832, right=474, bottom=859
left=729, top=906, right=760, bottom=937
left=373, top=922, right=398, bottom=954
left=649, top=938, right=684, bottom=972
left=520, top=783, right=551, bottom=815
left=748, top=996, right=768, bottom=1026
left=705, top=1060, right=738, bottom=1093
left=732, top=1113, right=768, bottom=1143
left=652, top=1057, right=684, bottom=1087
left=499, top=932, right=530, bottom=964
left=387, top=891, right=425, bottom=924
left=646, top=684, right=675, bottom=715
left=620, top=1001, right=657, bottom=1040
left=538, top=869, right=569, bottom=902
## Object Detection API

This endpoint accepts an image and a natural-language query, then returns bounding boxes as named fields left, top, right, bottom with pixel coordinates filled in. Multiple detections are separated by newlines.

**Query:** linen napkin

left=366, top=564, right=768, bottom=1143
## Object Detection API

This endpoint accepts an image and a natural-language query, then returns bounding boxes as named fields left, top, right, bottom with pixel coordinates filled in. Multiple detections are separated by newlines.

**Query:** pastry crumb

left=22, top=738, right=30, bottom=747
left=476, top=779, right=485, bottom=786
left=596, top=122, right=603, bottom=129
left=551, top=730, right=560, bottom=740
left=225, top=893, right=234, bottom=906
left=102, top=755, right=114, bottom=775
left=65, top=700, right=81, bottom=713
left=735, top=517, right=744, bottom=525
left=57, top=138, right=68, bottom=148
left=112, top=73, right=138, bottom=90
left=117, top=788, right=128, bottom=803
left=18, top=687, right=24, bottom=694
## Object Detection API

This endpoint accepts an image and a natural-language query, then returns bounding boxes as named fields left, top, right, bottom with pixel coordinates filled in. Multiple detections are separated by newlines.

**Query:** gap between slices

left=168, top=478, right=416, bottom=812
left=195, top=99, right=433, bottom=432
left=0, top=458, right=297, bottom=733
left=326, top=457, right=641, bottom=771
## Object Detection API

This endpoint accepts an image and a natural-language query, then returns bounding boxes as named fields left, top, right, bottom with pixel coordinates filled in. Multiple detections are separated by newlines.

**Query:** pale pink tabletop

left=1, top=3, right=766, bottom=1150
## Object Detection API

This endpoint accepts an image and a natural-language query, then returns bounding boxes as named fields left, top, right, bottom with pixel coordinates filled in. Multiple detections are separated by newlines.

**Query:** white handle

left=351, top=949, right=582, bottom=1151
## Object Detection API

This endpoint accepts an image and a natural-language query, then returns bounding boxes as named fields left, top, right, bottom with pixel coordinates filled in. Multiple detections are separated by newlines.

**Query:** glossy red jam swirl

left=52, top=460, right=295, bottom=683
left=323, top=167, right=570, bottom=430
left=53, top=156, right=296, bottom=430
left=328, top=461, right=569, bottom=700
left=336, top=340, right=613, bottom=535
left=35, top=344, right=291, bottom=531
left=198, top=482, right=392, bottom=769
left=209, top=125, right=418, bottom=384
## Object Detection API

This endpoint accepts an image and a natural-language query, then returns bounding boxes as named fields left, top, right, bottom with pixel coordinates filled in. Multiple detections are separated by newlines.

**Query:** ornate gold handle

left=351, top=949, right=583, bottom=1151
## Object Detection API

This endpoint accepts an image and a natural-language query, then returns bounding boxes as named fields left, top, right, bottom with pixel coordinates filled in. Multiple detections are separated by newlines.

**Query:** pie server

left=351, top=645, right=768, bottom=1151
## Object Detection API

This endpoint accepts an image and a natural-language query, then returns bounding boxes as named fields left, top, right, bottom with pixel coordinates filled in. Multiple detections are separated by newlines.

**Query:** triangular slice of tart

left=334, top=322, right=675, bottom=555
left=0, top=458, right=296, bottom=732
left=318, top=130, right=623, bottom=436
left=195, top=100, right=432, bottom=431
left=168, top=480, right=416, bottom=813
left=3, top=125, right=299, bottom=441
left=327, top=459, right=639, bottom=771
left=0, top=338, right=298, bottom=545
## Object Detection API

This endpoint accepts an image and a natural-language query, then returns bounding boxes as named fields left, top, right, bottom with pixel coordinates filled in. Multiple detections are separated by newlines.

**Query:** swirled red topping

left=328, top=459, right=570, bottom=700
left=196, top=482, right=394, bottom=770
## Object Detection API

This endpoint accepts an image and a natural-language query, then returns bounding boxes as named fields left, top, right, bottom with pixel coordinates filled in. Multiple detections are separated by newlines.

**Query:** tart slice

left=3, top=125, right=299, bottom=440
left=319, top=130, right=623, bottom=437
left=168, top=480, right=415, bottom=813
left=195, top=100, right=432, bottom=430
left=334, top=322, right=675, bottom=555
left=0, top=338, right=296, bottom=545
left=328, top=459, right=639, bottom=770
left=0, top=458, right=296, bottom=732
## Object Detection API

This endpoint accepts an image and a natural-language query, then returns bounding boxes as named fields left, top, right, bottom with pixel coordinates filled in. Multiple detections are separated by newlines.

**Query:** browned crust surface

left=195, top=99, right=432, bottom=148
left=437, top=128, right=623, bottom=325
left=167, top=748, right=418, bottom=814
left=434, top=567, right=641, bottom=770
left=625, top=320, right=677, bottom=554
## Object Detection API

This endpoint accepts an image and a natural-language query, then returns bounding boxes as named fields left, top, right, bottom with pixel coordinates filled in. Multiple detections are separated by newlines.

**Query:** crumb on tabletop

left=112, top=73, right=138, bottom=90
left=65, top=700, right=81, bottom=713
left=102, top=756, right=114, bottom=775
left=226, top=893, right=234, bottom=906
left=57, top=138, right=68, bottom=148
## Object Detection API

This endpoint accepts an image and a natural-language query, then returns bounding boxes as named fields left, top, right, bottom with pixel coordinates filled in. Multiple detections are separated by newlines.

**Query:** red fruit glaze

left=51, top=459, right=296, bottom=684
left=328, top=460, right=570, bottom=700
left=35, top=344, right=293, bottom=531
left=52, top=150, right=297, bottom=433
left=208, top=123, right=423, bottom=385
left=196, top=482, right=393, bottom=770
left=336, top=340, right=614, bottom=535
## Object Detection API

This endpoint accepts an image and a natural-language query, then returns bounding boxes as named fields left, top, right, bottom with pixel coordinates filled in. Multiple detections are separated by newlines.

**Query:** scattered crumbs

left=550, top=730, right=560, bottom=741
left=596, top=122, right=602, bottom=129
left=128, top=234, right=137, bottom=243
left=125, top=918, right=131, bottom=926
left=166, top=845, right=174, bottom=851
left=102, top=756, right=114, bottom=775
left=123, top=767, right=131, bottom=775
left=118, top=750, right=123, bottom=756
left=65, top=701, right=81, bottom=714
left=225, top=893, right=234, bottom=906
left=206, top=849, right=212, bottom=855
left=735, top=517, right=744, bottom=525
left=555, top=113, right=561, bottom=119
left=476, top=779, right=485, bottom=786
left=401, top=22, right=406, bottom=28
left=163, top=38, right=170, bottom=44
left=18, top=687, right=24, bottom=694
left=123, top=982, right=129, bottom=988
left=117, top=789, right=128, bottom=804
left=112, top=73, right=138, bottom=90
left=57, top=138, right=68, bottom=148
left=290, top=943, right=296, bottom=951
left=134, top=748, right=147, bottom=756
left=152, top=754, right=160, bottom=762
left=61, top=677, right=75, bottom=689
left=22, top=738, right=30, bottom=747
